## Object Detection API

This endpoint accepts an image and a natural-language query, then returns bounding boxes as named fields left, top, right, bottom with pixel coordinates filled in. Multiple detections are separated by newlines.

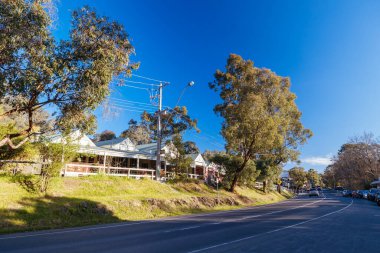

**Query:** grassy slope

left=0, top=175, right=292, bottom=234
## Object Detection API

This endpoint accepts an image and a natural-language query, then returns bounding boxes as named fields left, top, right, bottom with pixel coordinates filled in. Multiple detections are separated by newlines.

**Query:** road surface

left=1, top=191, right=379, bottom=252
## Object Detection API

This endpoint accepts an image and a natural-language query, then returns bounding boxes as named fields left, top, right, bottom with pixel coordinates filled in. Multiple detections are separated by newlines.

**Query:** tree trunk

left=229, top=172, right=240, bottom=192
left=263, top=180, right=267, bottom=193
left=228, top=157, right=250, bottom=192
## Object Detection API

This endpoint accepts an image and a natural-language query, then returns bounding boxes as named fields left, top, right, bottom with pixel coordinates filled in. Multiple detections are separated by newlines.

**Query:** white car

left=309, top=188, right=320, bottom=197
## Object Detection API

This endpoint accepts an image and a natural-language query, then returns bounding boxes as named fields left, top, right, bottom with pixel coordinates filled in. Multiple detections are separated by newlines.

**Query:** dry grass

left=0, top=174, right=293, bottom=234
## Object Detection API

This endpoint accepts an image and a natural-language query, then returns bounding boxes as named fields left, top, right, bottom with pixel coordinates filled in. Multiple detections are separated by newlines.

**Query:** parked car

left=367, top=188, right=379, bottom=201
left=376, top=193, right=380, bottom=206
left=374, top=192, right=380, bottom=203
left=342, top=190, right=352, bottom=197
left=309, top=188, right=320, bottom=197
left=335, top=186, right=344, bottom=191
left=352, top=190, right=360, bottom=198
left=357, top=190, right=369, bottom=199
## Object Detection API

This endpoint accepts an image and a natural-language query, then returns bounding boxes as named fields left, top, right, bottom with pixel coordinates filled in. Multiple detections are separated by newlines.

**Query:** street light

left=155, top=81, right=195, bottom=181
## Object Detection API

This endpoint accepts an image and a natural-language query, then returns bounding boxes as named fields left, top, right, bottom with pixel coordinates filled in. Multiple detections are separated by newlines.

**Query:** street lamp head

left=188, top=81, right=195, bottom=87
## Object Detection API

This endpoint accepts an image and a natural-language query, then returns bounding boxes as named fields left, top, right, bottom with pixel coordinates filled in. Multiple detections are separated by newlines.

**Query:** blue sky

left=52, top=0, right=380, bottom=172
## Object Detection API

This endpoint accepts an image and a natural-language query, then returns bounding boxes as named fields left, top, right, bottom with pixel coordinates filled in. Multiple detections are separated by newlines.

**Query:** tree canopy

left=324, top=133, right=380, bottom=189
left=141, top=106, right=199, bottom=141
left=120, top=119, right=151, bottom=145
left=183, top=141, right=200, bottom=154
left=289, top=167, right=307, bottom=191
left=0, top=0, right=137, bottom=148
left=98, top=130, right=116, bottom=142
left=209, top=54, right=312, bottom=192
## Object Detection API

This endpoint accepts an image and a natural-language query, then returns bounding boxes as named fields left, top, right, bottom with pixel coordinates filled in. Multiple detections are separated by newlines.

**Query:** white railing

left=63, top=163, right=155, bottom=180
left=188, top=173, right=200, bottom=179
left=165, top=172, right=201, bottom=180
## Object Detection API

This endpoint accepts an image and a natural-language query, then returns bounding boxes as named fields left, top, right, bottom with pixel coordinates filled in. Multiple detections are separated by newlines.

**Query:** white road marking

left=188, top=199, right=353, bottom=253
left=0, top=197, right=322, bottom=240
left=164, top=225, right=202, bottom=233
left=150, top=198, right=327, bottom=235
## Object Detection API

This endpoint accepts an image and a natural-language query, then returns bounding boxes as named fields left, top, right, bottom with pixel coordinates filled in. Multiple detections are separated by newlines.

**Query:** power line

left=109, top=104, right=155, bottom=113
left=186, top=132, right=224, bottom=148
left=132, top=74, right=169, bottom=84
left=111, top=97, right=157, bottom=107
left=112, top=107, right=148, bottom=114
left=110, top=102, right=156, bottom=112
left=114, top=83, right=150, bottom=91
left=113, top=78, right=161, bottom=87
left=111, top=100, right=156, bottom=109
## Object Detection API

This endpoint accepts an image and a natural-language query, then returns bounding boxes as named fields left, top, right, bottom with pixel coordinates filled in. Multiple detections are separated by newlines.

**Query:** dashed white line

left=188, top=199, right=353, bottom=253
left=0, top=197, right=323, bottom=240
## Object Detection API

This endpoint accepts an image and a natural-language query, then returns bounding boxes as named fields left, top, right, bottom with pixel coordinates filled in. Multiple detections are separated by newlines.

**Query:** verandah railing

left=63, top=163, right=155, bottom=179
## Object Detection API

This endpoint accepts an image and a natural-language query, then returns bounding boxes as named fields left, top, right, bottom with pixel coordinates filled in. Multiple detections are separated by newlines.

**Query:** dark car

left=374, top=192, right=380, bottom=203
left=375, top=192, right=380, bottom=206
left=357, top=190, right=369, bottom=199
left=352, top=190, right=360, bottom=198
left=342, top=190, right=352, bottom=197
left=368, top=188, right=379, bottom=201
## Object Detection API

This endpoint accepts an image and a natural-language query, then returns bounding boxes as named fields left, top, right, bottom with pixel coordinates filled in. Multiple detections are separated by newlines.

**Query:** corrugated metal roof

left=95, top=138, right=126, bottom=147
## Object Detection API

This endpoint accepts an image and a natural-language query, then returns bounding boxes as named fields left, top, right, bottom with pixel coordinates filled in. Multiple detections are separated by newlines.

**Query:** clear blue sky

left=53, top=0, right=380, bottom=172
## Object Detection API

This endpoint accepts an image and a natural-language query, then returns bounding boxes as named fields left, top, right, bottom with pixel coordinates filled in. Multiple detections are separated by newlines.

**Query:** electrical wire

left=111, top=102, right=157, bottom=112
left=109, top=104, right=155, bottom=114
left=111, top=97, right=158, bottom=107
left=132, top=74, right=169, bottom=84
left=113, top=78, right=161, bottom=87
left=111, top=99, right=156, bottom=108
left=114, top=83, right=150, bottom=91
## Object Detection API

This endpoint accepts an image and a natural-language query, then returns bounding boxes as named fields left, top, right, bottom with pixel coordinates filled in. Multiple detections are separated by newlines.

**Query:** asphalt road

left=1, top=191, right=379, bottom=253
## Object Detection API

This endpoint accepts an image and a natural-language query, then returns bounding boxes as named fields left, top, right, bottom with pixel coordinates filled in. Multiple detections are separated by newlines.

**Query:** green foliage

left=256, top=159, right=283, bottom=192
left=306, top=168, right=321, bottom=187
left=210, top=153, right=259, bottom=189
left=289, top=167, right=307, bottom=190
left=97, top=130, right=116, bottom=141
left=183, top=141, right=200, bottom=154
left=165, top=134, right=193, bottom=177
left=326, top=133, right=380, bottom=189
left=120, top=119, right=151, bottom=145
left=209, top=54, right=312, bottom=192
left=0, top=1, right=137, bottom=148
left=141, top=106, right=199, bottom=141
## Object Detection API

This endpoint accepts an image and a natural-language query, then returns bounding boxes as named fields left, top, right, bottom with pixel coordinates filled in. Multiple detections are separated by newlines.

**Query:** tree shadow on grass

left=0, top=196, right=121, bottom=234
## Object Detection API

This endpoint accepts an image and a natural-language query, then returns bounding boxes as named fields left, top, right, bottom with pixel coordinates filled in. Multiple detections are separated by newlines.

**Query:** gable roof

left=46, top=130, right=96, bottom=147
left=95, top=138, right=126, bottom=147
left=186, top=153, right=199, bottom=160
left=136, top=143, right=159, bottom=154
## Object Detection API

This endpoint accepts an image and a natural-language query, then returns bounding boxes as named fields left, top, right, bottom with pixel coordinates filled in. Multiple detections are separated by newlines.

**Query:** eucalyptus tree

left=289, top=167, right=307, bottom=192
left=120, top=119, right=152, bottom=145
left=183, top=141, right=200, bottom=154
left=98, top=130, right=116, bottom=142
left=0, top=0, right=137, bottom=148
left=141, top=106, right=199, bottom=141
left=210, top=54, right=312, bottom=192
left=306, top=168, right=321, bottom=187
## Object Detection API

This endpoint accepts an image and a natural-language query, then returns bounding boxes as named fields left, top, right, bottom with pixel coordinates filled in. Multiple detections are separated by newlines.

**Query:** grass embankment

left=0, top=175, right=292, bottom=234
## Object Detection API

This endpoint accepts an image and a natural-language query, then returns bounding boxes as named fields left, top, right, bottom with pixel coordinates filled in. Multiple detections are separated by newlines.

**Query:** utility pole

left=155, top=83, right=163, bottom=181
left=154, top=81, right=193, bottom=181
